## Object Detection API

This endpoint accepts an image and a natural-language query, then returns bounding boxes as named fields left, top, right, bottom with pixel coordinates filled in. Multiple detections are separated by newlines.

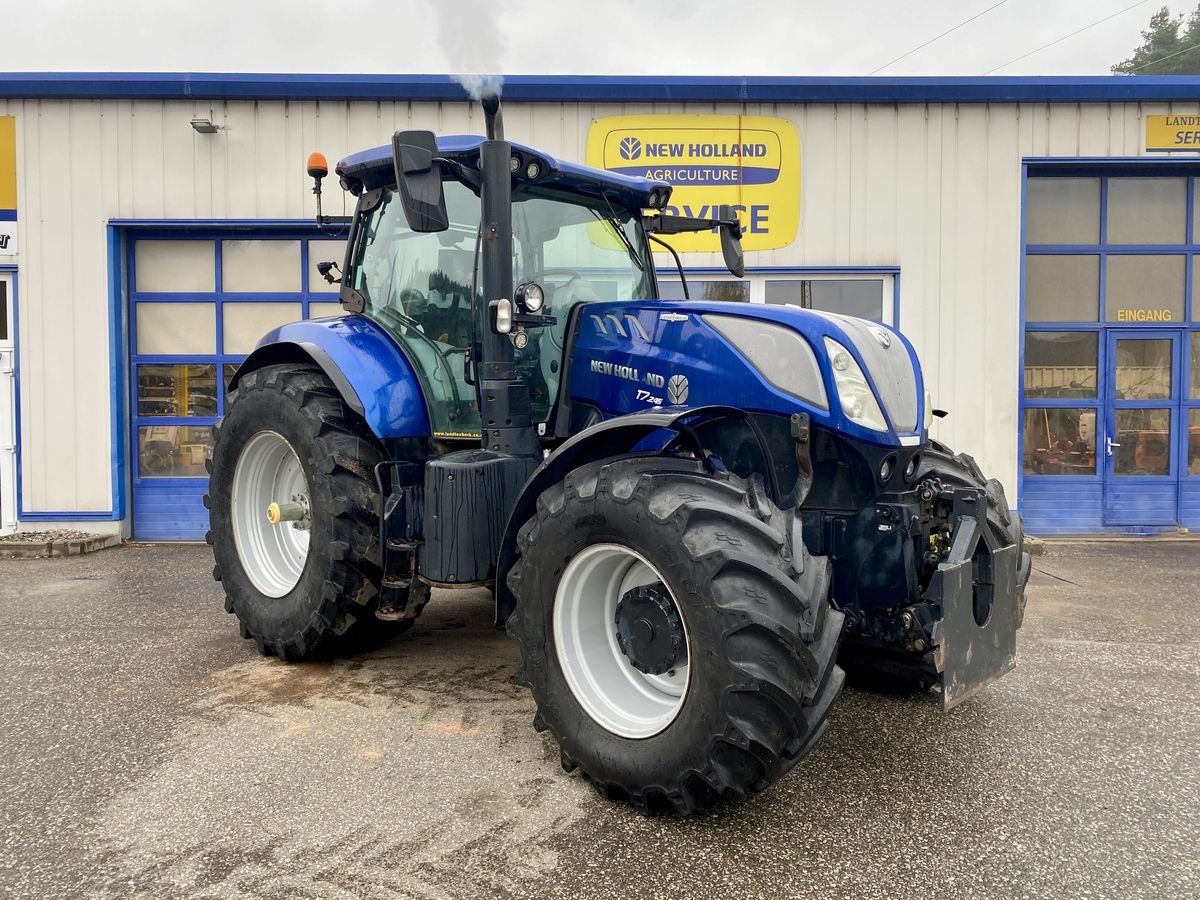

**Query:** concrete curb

left=1023, top=535, right=1047, bottom=557
left=0, top=534, right=122, bottom=560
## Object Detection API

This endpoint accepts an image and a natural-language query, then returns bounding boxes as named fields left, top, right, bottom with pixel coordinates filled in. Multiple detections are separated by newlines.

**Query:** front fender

left=231, top=316, right=431, bottom=439
left=494, top=405, right=750, bottom=626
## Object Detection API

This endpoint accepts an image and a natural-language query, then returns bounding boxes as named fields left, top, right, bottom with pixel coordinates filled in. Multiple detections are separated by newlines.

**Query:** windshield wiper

left=589, top=209, right=645, bottom=272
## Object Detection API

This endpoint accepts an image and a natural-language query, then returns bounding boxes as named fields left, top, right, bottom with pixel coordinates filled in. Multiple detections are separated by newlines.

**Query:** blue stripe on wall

left=3, top=73, right=1200, bottom=104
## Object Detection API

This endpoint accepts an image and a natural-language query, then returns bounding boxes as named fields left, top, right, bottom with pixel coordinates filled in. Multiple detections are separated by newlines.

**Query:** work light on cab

left=516, top=282, right=544, bottom=313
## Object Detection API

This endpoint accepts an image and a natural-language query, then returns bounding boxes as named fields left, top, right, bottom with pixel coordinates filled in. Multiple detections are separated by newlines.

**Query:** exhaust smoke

left=453, top=73, right=505, bottom=101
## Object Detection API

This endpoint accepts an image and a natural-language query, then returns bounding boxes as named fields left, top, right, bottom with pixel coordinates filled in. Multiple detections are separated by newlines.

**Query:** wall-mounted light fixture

left=190, top=117, right=220, bottom=134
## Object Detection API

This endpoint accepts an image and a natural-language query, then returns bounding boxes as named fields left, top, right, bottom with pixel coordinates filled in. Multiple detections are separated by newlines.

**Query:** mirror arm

left=643, top=213, right=742, bottom=236
left=645, top=205, right=745, bottom=280
left=648, top=234, right=689, bottom=300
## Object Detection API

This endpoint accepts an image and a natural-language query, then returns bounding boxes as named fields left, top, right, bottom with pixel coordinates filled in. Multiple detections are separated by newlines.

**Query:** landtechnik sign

left=586, top=115, right=800, bottom=252
left=0, top=116, right=15, bottom=256
left=1145, top=114, right=1200, bottom=151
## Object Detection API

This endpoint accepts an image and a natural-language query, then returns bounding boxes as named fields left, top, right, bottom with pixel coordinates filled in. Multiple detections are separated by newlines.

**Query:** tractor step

left=373, top=460, right=426, bottom=622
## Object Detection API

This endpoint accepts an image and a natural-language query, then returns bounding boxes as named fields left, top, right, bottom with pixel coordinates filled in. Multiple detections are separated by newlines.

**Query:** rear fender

left=494, top=405, right=751, bottom=626
left=231, top=316, right=431, bottom=439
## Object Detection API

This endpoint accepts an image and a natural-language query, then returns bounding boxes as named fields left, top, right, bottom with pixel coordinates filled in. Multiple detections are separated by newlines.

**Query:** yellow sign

left=0, top=117, right=14, bottom=210
left=0, top=116, right=15, bottom=255
left=586, top=114, right=800, bottom=252
left=1145, top=115, right=1200, bottom=151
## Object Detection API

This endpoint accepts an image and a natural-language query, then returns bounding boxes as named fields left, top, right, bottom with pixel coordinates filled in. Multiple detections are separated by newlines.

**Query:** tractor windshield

left=511, top=190, right=655, bottom=420
left=350, top=179, right=654, bottom=438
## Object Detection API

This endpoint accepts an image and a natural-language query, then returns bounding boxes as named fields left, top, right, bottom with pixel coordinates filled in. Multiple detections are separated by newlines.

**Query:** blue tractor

left=207, top=95, right=1030, bottom=814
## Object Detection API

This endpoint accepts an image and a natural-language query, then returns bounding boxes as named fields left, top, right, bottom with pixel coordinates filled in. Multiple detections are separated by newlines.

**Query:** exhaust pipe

left=482, top=93, right=504, bottom=141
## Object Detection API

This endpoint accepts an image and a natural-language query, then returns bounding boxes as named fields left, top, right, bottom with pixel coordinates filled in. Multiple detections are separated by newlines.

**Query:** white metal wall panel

left=6, top=96, right=1200, bottom=515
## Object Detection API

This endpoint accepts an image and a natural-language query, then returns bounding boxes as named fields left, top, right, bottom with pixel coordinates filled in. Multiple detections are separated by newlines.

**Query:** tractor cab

left=332, top=145, right=661, bottom=437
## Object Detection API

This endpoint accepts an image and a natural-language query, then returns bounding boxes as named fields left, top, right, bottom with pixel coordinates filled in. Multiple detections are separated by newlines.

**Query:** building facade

left=1, top=74, right=1199, bottom=539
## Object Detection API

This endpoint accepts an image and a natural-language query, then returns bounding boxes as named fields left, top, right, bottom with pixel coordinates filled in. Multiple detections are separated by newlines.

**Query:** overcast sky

left=3, top=0, right=1197, bottom=77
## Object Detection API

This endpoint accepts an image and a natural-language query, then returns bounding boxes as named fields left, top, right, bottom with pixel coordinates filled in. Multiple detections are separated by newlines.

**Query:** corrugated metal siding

left=1102, top=481, right=1179, bottom=526
left=1022, top=480, right=1103, bottom=534
left=1181, top=480, right=1200, bottom=529
left=4, top=96, right=1200, bottom=515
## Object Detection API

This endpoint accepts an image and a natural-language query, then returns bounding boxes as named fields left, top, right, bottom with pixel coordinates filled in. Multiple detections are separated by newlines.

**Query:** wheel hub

left=614, top=583, right=686, bottom=676
left=231, top=430, right=311, bottom=598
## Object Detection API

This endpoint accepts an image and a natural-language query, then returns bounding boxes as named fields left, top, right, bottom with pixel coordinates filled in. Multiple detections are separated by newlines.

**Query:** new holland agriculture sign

left=586, top=115, right=800, bottom=252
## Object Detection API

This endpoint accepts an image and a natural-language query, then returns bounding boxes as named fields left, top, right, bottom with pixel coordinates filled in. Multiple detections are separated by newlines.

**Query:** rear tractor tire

left=206, top=363, right=409, bottom=660
left=506, top=456, right=845, bottom=815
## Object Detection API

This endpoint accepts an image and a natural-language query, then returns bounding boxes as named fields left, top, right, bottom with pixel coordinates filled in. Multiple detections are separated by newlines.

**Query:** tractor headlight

left=516, top=281, right=545, bottom=312
left=824, top=338, right=889, bottom=432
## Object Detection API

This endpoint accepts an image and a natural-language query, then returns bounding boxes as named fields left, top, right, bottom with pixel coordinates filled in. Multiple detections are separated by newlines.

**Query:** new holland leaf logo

left=667, top=374, right=689, bottom=405
left=619, top=136, right=642, bottom=160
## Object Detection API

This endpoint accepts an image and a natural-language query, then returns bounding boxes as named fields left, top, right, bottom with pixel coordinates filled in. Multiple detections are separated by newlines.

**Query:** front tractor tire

left=506, top=456, right=845, bottom=815
left=917, top=441, right=1033, bottom=622
left=206, top=363, right=399, bottom=660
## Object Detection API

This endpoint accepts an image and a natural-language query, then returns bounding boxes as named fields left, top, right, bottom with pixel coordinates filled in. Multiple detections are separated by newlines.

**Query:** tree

left=1113, top=4, right=1200, bottom=74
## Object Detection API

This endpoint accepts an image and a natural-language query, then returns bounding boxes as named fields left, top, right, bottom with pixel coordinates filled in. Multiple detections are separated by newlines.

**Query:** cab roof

left=336, top=135, right=671, bottom=211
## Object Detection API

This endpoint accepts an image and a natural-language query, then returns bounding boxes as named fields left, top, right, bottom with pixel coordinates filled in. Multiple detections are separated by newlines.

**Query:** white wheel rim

left=553, top=544, right=690, bottom=739
left=231, top=431, right=311, bottom=598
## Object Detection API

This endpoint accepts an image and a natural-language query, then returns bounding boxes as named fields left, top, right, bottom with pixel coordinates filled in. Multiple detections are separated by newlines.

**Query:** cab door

left=1102, top=330, right=1182, bottom=525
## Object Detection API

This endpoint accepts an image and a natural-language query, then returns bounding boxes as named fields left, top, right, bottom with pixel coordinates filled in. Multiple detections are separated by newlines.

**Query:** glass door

left=1102, top=331, right=1181, bottom=526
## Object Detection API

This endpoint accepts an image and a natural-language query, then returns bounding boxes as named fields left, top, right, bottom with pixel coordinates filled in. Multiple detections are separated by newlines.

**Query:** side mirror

left=391, top=130, right=449, bottom=233
left=717, top=204, right=745, bottom=278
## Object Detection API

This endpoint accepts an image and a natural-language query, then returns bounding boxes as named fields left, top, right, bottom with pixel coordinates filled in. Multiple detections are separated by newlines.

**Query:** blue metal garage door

left=129, top=228, right=347, bottom=540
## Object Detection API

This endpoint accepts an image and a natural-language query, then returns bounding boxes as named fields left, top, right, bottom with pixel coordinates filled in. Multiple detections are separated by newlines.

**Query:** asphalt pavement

left=1, top=541, right=1197, bottom=899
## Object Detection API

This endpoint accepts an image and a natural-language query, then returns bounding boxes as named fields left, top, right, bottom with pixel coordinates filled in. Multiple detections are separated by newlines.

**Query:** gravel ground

left=0, top=542, right=1197, bottom=899
left=0, top=529, right=98, bottom=542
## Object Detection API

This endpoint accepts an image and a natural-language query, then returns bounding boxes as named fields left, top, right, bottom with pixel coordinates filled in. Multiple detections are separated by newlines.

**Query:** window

left=765, top=279, right=882, bottom=319
left=659, top=280, right=750, bottom=302
left=1024, top=332, right=1097, bottom=399
left=1026, top=177, right=1099, bottom=245
left=132, top=237, right=346, bottom=477
left=657, top=273, right=893, bottom=323
left=1023, top=408, right=1096, bottom=475
left=1107, top=177, right=1186, bottom=245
